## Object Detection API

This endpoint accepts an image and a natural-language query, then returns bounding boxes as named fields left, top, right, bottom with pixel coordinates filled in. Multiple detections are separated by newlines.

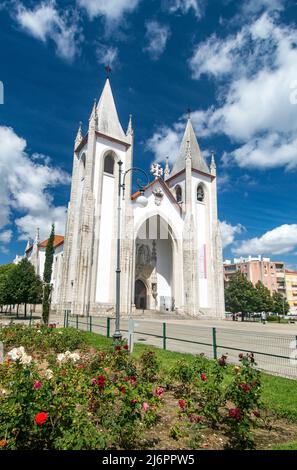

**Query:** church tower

left=59, top=78, right=132, bottom=316
left=165, top=117, right=225, bottom=317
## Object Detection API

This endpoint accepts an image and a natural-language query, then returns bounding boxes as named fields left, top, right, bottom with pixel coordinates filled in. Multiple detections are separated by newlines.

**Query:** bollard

left=163, top=322, right=167, bottom=350
left=212, top=327, right=218, bottom=359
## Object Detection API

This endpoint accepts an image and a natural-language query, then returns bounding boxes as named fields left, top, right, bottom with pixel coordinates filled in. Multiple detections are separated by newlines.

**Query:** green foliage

left=271, top=291, right=290, bottom=315
left=254, top=281, right=273, bottom=314
left=5, top=259, right=42, bottom=315
left=0, top=264, right=16, bottom=308
left=0, top=327, right=163, bottom=450
left=0, top=325, right=86, bottom=354
left=42, top=224, right=55, bottom=325
left=225, top=272, right=256, bottom=316
left=139, top=350, right=160, bottom=382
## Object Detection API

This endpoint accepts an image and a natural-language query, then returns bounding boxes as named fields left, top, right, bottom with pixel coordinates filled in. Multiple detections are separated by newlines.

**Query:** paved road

left=2, top=314, right=297, bottom=378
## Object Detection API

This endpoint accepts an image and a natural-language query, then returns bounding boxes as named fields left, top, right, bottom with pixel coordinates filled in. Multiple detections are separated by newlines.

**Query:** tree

left=0, top=264, right=16, bottom=311
left=7, top=258, right=42, bottom=317
left=271, top=291, right=290, bottom=316
left=225, top=271, right=256, bottom=320
left=42, top=224, right=55, bottom=325
left=254, top=281, right=273, bottom=314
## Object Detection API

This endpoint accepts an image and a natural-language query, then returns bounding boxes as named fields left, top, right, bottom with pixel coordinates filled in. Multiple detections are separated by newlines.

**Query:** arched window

left=175, top=185, right=182, bottom=203
left=197, top=184, right=205, bottom=202
left=104, top=154, right=114, bottom=175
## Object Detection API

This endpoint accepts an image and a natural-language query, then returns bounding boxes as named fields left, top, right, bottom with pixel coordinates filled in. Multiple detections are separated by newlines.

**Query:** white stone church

left=22, top=78, right=225, bottom=318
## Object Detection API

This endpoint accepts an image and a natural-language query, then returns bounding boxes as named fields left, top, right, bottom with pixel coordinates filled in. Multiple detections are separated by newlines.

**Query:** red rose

left=200, top=373, right=207, bottom=382
left=239, top=383, right=251, bottom=393
left=179, top=399, right=185, bottom=410
left=131, top=399, right=137, bottom=406
left=35, top=412, right=48, bottom=426
left=33, top=381, right=42, bottom=390
left=115, top=346, right=121, bottom=351
left=229, top=408, right=241, bottom=421
left=120, top=386, right=126, bottom=394
left=97, top=375, right=106, bottom=388
left=123, top=344, right=129, bottom=350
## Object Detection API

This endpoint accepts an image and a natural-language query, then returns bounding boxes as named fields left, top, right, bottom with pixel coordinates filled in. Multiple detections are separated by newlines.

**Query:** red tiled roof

left=39, top=235, right=64, bottom=249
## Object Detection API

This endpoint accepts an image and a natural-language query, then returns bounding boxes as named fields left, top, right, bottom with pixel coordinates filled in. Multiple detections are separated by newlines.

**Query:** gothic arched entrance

left=134, top=280, right=147, bottom=310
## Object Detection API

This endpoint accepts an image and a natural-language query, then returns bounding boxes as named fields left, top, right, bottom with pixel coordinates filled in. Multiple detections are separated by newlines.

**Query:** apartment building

left=224, top=256, right=286, bottom=296
left=285, top=270, right=297, bottom=314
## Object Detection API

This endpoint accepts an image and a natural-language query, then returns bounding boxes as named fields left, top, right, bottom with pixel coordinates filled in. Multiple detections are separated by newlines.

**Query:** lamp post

left=113, top=161, right=149, bottom=342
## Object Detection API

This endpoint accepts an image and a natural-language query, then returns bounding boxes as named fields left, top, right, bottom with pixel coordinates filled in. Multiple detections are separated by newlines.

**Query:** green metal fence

left=64, top=311, right=297, bottom=379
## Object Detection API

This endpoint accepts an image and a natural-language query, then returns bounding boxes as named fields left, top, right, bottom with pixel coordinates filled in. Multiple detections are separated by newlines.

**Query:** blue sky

left=0, top=0, right=297, bottom=268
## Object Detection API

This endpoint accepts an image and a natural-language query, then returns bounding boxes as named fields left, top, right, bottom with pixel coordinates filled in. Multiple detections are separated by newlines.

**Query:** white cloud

left=222, top=133, right=297, bottom=170
left=144, top=21, right=171, bottom=61
left=96, top=44, right=118, bottom=68
left=165, top=0, right=204, bottom=18
left=153, top=12, right=297, bottom=171
left=0, top=126, right=70, bottom=241
left=77, top=0, right=139, bottom=22
left=233, top=224, right=297, bottom=256
left=0, top=230, right=12, bottom=244
left=219, top=220, right=245, bottom=248
left=242, top=0, right=285, bottom=14
left=14, top=0, right=82, bottom=61
left=146, top=125, right=182, bottom=163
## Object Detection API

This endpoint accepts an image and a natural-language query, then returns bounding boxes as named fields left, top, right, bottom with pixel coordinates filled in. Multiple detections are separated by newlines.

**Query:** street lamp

left=113, top=161, right=150, bottom=342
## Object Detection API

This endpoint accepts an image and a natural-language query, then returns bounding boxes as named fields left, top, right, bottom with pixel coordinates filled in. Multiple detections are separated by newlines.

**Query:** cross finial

left=105, top=65, right=112, bottom=77
left=187, top=107, right=192, bottom=120
left=150, top=163, right=163, bottom=180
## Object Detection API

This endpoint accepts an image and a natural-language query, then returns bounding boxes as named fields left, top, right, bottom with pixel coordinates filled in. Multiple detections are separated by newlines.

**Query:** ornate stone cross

left=150, top=163, right=163, bottom=180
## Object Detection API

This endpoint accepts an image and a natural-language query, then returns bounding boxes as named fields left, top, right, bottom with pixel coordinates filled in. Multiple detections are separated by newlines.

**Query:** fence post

left=163, top=322, right=167, bottom=350
left=76, top=315, right=78, bottom=330
left=29, top=311, right=33, bottom=327
left=66, top=310, right=69, bottom=328
left=107, top=317, right=111, bottom=338
left=63, top=311, right=66, bottom=328
left=212, top=327, right=217, bottom=359
left=89, top=316, right=92, bottom=333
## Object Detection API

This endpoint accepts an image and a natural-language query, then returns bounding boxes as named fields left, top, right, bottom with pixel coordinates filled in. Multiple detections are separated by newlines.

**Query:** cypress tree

left=42, top=224, right=55, bottom=324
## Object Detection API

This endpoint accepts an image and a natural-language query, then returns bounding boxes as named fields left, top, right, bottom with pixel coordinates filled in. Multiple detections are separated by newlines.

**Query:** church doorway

left=134, top=280, right=147, bottom=310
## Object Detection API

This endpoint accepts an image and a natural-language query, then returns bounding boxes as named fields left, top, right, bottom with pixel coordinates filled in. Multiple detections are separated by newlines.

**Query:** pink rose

left=142, top=402, right=149, bottom=412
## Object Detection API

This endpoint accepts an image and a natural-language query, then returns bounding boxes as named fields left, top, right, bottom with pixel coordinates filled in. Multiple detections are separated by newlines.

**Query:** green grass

left=272, top=441, right=297, bottom=450
left=82, top=331, right=297, bottom=421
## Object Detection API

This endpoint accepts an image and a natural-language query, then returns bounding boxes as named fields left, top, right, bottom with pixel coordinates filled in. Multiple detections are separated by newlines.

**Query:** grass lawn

left=84, top=330, right=297, bottom=449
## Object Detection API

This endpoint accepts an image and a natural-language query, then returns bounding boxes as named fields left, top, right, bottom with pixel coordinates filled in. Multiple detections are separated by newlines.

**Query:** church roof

left=96, top=78, right=127, bottom=143
left=171, top=118, right=209, bottom=176
left=25, top=235, right=64, bottom=253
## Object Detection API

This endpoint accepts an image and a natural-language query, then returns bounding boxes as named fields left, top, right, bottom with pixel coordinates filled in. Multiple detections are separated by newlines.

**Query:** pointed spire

left=164, top=156, right=170, bottom=180
left=126, top=114, right=133, bottom=136
left=34, top=228, right=40, bottom=245
left=210, top=151, right=216, bottom=176
left=75, top=121, right=83, bottom=148
left=96, top=78, right=127, bottom=141
left=25, top=238, right=31, bottom=252
left=171, top=118, right=209, bottom=176
left=89, top=99, right=98, bottom=130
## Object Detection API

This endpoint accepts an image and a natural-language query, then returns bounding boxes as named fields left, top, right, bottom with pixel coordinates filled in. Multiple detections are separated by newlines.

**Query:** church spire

left=210, top=151, right=216, bottom=176
left=171, top=117, right=209, bottom=177
left=89, top=99, right=98, bottom=130
left=164, top=156, right=170, bottom=180
left=96, top=78, right=127, bottom=142
left=75, top=121, right=83, bottom=148
left=126, top=114, right=133, bottom=136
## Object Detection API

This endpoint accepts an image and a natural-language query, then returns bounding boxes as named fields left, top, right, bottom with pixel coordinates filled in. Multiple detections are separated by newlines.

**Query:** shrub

left=139, top=350, right=160, bottom=382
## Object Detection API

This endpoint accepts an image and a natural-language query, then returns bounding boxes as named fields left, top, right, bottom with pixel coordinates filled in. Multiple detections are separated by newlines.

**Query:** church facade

left=55, top=78, right=225, bottom=318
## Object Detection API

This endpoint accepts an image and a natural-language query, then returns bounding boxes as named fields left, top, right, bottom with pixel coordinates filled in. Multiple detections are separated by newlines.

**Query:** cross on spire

left=105, top=65, right=112, bottom=77
left=187, top=107, right=192, bottom=120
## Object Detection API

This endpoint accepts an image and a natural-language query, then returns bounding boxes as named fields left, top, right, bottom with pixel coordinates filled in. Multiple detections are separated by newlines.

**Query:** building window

left=175, top=185, right=182, bottom=203
left=197, top=184, right=205, bottom=202
left=104, top=154, right=114, bottom=174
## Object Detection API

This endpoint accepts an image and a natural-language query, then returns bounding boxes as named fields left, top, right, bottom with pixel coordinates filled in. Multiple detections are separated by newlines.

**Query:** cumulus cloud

left=14, top=0, right=82, bottom=61
left=0, top=230, right=12, bottom=244
left=219, top=220, right=245, bottom=248
left=144, top=21, right=171, bottom=61
left=96, top=44, right=119, bottom=68
left=148, top=12, right=297, bottom=171
left=233, top=224, right=297, bottom=256
left=241, top=0, right=285, bottom=14
left=0, top=126, right=70, bottom=241
left=164, top=0, right=204, bottom=18
left=77, top=0, right=140, bottom=22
